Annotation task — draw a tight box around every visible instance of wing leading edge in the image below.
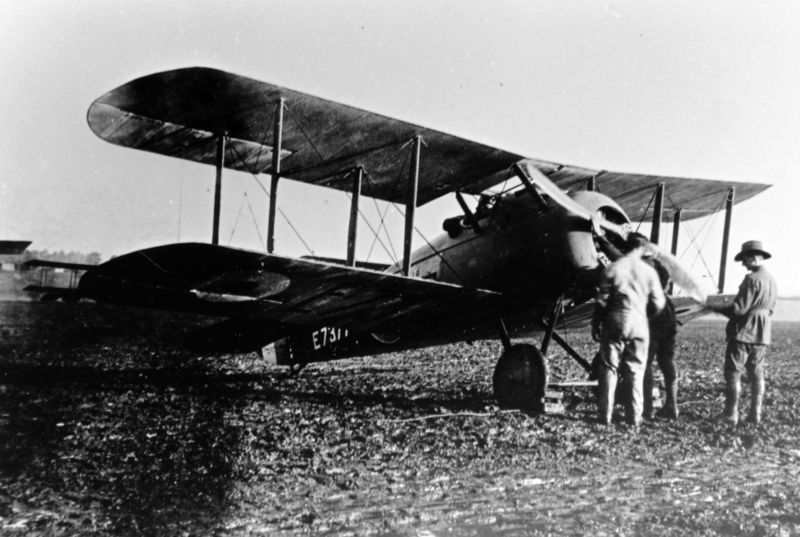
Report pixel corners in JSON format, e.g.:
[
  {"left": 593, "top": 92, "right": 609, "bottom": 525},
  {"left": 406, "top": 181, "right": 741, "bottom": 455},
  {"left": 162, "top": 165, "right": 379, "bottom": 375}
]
[{"left": 88, "top": 67, "right": 523, "bottom": 206}]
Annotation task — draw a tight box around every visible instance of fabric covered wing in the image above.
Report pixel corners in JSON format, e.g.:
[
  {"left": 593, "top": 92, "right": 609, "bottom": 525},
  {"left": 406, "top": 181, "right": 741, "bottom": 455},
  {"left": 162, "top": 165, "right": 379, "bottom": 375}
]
[
  {"left": 88, "top": 67, "right": 769, "bottom": 217},
  {"left": 465, "top": 158, "right": 770, "bottom": 223},
  {"left": 88, "top": 67, "right": 524, "bottom": 206},
  {"left": 77, "top": 242, "right": 502, "bottom": 337}
]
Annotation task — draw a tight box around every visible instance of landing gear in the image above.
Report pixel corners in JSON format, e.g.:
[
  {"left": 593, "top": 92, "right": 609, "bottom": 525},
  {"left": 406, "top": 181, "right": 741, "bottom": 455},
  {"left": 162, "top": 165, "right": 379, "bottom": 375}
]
[
  {"left": 492, "top": 344, "right": 549, "bottom": 412},
  {"left": 491, "top": 300, "right": 588, "bottom": 413}
]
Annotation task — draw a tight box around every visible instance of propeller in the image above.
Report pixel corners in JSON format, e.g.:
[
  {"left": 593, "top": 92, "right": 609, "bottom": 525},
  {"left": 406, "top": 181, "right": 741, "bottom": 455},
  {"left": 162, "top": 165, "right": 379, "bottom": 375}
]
[
  {"left": 516, "top": 160, "right": 630, "bottom": 238},
  {"left": 515, "top": 160, "right": 709, "bottom": 303}
]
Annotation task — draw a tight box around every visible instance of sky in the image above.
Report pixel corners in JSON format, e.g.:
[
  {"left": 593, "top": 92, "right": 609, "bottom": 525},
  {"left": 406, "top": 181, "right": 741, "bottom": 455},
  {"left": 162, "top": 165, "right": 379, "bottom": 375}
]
[{"left": 2, "top": 0, "right": 799, "bottom": 294}]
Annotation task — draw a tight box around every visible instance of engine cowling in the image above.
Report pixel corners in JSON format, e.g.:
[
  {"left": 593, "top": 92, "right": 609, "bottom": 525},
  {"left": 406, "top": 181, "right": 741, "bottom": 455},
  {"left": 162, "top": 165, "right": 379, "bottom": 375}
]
[
  {"left": 552, "top": 190, "right": 629, "bottom": 272},
  {"left": 389, "top": 188, "right": 631, "bottom": 302}
]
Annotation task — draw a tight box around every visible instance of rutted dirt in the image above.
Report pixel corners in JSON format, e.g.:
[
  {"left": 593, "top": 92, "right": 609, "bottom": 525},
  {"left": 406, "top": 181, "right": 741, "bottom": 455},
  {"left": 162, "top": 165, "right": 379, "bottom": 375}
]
[{"left": 1, "top": 301, "right": 799, "bottom": 536}]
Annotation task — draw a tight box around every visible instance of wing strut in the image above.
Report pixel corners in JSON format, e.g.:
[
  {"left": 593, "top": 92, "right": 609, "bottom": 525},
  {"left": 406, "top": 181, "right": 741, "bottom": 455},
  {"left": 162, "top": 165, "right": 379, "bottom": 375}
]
[
  {"left": 267, "top": 98, "right": 285, "bottom": 253},
  {"left": 212, "top": 134, "right": 226, "bottom": 245},
  {"left": 671, "top": 209, "right": 681, "bottom": 256},
  {"left": 347, "top": 167, "right": 363, "bottom": 267},
  {"left": 402, "top": 136, "right": 422, "bottom": 276},
  {"left": 650, "top": 182, "right": 665, "bottom": 245},
  {"left": 668, "top": 208, "right": 682, "bottom": 294},
  {"left": 718, "top": 187, "right": 735, "bottom": 293}
]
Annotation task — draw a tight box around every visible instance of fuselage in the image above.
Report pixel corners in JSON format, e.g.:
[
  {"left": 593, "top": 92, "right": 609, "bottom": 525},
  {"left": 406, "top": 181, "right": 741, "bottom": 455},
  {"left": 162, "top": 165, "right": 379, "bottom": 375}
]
[
  {"left": 389, "top": 188, "right": 630, "bottom": 307},
  {"left": 272, "top": 187, "right": 632, "bottom": 364}
]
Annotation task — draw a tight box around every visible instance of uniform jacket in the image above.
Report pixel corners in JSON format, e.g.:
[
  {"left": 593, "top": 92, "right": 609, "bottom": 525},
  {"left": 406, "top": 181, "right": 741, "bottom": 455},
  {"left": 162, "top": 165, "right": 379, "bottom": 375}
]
[
  {"left": 723, "top": 266, "right": 777, "bottom": 344},
  {"left": 595, "top": 252, "right": 667, "bottom": 339}
]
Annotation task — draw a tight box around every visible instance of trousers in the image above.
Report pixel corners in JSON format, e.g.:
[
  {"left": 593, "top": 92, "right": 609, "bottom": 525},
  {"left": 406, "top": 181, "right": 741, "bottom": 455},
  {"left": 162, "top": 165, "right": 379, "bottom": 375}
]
[{"left": 598, "top": 329, "right": 649, "bottom": 424}]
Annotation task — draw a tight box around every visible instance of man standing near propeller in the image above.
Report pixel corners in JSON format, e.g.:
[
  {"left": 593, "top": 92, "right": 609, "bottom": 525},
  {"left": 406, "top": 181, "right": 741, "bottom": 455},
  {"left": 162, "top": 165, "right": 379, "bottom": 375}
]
[
  {"left": 591, "top": 218, "right": 680, "bottom": 422},
  {"left": 592, "top": 231, "right": 666, "bottom": 428},
  {"left": 707, "top": 241, "right": 777, "bottom": 425},
  {"left": 526, "top": 162, "right": 707, "bottom": 426}
]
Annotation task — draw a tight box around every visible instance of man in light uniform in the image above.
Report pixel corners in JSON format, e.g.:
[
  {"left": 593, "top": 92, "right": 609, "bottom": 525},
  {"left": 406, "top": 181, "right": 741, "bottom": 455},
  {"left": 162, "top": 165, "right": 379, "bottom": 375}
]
[
  {"left": 708, "top": 240, "right": 777, "bottom": 425},
  {"left": 592, "top": 232, "right": 666, "bottom": 427}
]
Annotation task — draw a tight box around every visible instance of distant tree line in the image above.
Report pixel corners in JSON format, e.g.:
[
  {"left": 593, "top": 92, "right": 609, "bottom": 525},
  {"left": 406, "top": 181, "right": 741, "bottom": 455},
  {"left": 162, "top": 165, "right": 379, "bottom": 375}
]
[{"left": 22, "top": 249, "right": 103, "bottom": 266}]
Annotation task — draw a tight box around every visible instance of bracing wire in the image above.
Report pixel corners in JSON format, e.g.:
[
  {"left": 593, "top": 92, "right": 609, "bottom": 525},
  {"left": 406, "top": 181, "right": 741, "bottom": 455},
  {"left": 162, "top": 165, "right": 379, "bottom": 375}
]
[
  {"left": 279, "top": 208, "right": 316, "bottom": 255},
  {"left": 227, "top": 174, "right": 265, "bottom": 247},
  {"left": 283, "top": 104, "right": 407, "bottom": 263},
  {"left": 336, "top": 168, "right": 398, "bottom": 264},
  {"left": 634, "top": 187, "right": 658, "bottom": 234},
  {"left": 363, "top": 155, "right": 410, "bottom": 263},
  {"left": 635, "top": 188, "right": 724, "bottom": 293},
  {"left": 386, "top": 200, "right": 473, "bottom": 288},
  {"left": 227, "top": 144, "right": 315, "bottom": 255},
  {"left": 680, "top": 197, "right": 725, "bottom": 280},
  {"left": 363, "top": 143, "right": 415, "bottom": 263},
  {"left": 686, "top": 212, "right": 721, "bottom": 285},
  {"left": 244, "top": 191, "right": 265, "bottom": 248},
  {"left": 652, "top": 189, "right": 725, "bottom": 292},
  {"left": 679, "top": 199, "right": 724, "bottom": 260},
  {"left": 283, "top": 103, "right": 328, "bottom": 169},
  {"left": 227, "top": 196, "right": 247, "bottom": 245},
  {"left": 364, "top": 198, "right": 397, "bottom": 263}
]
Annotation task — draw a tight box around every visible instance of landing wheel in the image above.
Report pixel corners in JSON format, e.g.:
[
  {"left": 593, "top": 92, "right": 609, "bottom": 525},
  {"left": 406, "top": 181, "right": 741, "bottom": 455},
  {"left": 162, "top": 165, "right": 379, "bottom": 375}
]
[{"left": 492, "top": 343, "right": 549, "bottom": 412}]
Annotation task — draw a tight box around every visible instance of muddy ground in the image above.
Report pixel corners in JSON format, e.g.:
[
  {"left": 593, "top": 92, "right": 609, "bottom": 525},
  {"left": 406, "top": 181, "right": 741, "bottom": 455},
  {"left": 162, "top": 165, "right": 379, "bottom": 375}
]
[{"left": 1, "top": 301, "right": 799, "bottom": 536}]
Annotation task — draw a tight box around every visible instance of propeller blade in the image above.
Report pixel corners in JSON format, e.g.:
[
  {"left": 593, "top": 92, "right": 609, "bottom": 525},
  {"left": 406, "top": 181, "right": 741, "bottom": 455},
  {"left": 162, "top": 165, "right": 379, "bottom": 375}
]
[
  {"left": 517, "top": 160, "right": 630, "bottom": 238},
  {"left": 515, "top": 160, "right": 629, "bottom": 239},
  {"left": 653, "top": 250, "right": 709, "bottom": 303},
  {"left": 516, "top": 160, "right": 709, "bottom": 303}
]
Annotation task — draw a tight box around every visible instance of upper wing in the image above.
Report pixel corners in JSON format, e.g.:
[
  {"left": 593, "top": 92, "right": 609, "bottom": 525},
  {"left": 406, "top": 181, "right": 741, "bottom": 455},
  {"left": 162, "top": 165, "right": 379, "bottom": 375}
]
[
  {"left": 88, "top": 67, "right": 524, "bottom": 206},
  {"left": 78, "top": 242, "right": 502, "bottom": 336},
  {"left": 88, "top": 67, "right": 770, "bottom": 215},
  {"left": 467, "top": 158, "right": 770, "bottom": 223}
]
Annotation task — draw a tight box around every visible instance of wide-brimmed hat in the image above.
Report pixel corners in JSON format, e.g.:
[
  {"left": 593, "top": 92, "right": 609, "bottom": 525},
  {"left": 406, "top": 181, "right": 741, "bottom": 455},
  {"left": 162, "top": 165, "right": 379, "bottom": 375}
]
[{"left": 734, "top": 240, "right": 771, "bottom": 261}]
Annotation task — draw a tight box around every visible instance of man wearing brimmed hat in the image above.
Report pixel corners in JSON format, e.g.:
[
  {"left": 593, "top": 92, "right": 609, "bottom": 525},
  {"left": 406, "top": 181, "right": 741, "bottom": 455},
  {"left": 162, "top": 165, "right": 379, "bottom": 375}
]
[{"left": 708, "top": 240, "right": 777, "bottom": 425}]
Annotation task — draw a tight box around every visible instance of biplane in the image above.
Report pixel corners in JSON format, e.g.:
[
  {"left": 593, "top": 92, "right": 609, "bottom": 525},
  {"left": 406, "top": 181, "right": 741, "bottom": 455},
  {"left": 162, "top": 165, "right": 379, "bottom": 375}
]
[
  {"left": 51, "top": 67, "right": 771, "bottom": 409},
  {"left": 24, "top": 259, "right": 93, "bottom": 302}
]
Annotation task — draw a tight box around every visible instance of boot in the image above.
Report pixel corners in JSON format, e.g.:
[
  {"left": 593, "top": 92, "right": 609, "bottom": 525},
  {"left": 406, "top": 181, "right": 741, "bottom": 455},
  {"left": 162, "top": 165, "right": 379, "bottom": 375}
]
[
  {"left": 625, "top": 366, "right": 645, "bottom": 428},
  {"left": 657, "top": 380, "right": 679, "bottom": 419},
  {"left": 748, "top": 375, "right": 764, "bottom": 424},
  {"left": 643, "top": 367, "right": 654, "bottom": 420},
  {"left": 719, "top": 378, "right": 740, "bottom": 425},
  {"left": 597, "top": 368, "right": 617, "bottom": 425}
]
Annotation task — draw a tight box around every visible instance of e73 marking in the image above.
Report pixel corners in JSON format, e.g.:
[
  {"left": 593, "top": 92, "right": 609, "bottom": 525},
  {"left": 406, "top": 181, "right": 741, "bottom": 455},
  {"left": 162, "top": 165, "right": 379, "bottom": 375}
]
[{"left": 311, "top": 326, "right": 349, "bottom": 350}]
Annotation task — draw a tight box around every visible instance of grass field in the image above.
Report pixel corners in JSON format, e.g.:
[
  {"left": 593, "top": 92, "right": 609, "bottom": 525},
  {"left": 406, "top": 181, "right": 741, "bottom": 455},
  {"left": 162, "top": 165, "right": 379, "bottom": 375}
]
[{"left": 1, "top": 301, "right": 799, "bottom": 536}]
